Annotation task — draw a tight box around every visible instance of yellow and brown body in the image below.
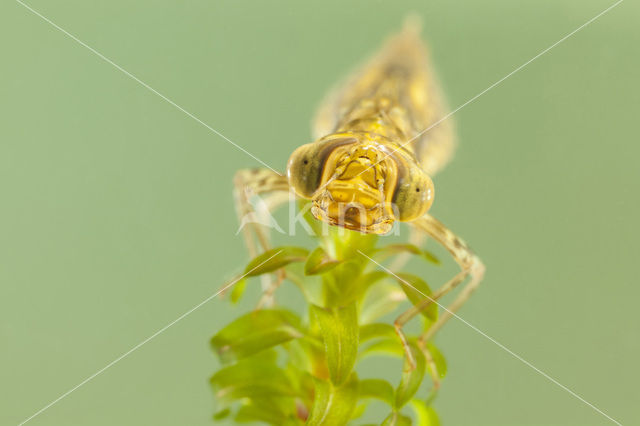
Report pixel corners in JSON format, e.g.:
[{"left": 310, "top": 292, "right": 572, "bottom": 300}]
[
  {"left": 287, "top": 21, "right": 455, "bottom": 234},
  {"left": 235, "top": 20, "right": 484, "bottom": 368}
]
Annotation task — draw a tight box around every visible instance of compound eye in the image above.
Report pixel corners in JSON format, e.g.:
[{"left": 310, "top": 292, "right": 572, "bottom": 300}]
[
  {"left": 287, "top": 144, "right": 325, "bottom": 198},
  {"left": 392, "top": 173, "right": 434, "bottom": 222},
  {"left": 287, "top": 138, "right": 358, "bottom": 199}
]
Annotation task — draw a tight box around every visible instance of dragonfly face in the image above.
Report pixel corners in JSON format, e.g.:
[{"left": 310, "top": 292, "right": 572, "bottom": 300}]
[{"left": 287, "top": 133, "right": 434, "bottom": 234}]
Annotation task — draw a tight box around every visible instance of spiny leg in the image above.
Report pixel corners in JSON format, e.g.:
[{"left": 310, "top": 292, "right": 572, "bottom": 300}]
[
  {"left": 412, "top": 214, "right": 485, "bottom": 343},
  {"left": 234, "top": 169, "right": 289, "bottom": 254},
  {"left": 233, "top": 168, "right": 290, "bottom": 305},
  {"left": 393, "top": 318, "right": 443, "bottom": 392},
  {"left": 393, "top": 214, "right": 484, "bottom": 372},
  {"left": 254, "top": 192, "right": 293, "bottom": 307},
  {"left": 394, "top": 290, "right": 458, "bottom": 391},
  {"left": 422, "top": 344, "right": 441, "bottom": 393},
  {"left": 393, "top": 269, "right": 467, "bottom": 370}
]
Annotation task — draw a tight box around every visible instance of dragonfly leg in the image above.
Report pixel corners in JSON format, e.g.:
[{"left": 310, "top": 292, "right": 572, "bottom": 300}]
[
  {"left": 234, "top": 168, "right": 289, "bottom": 255},
  {"left": 421, "top": 343, "right": 442, "bottom": 393},
  {"left": 410, "top": 214, "right": 485, "bottom": 345},
  {"left": 391, "top": 214, "right": 483, "bottom": 374},
  {"left": 233, "top": 168, "right": 290, "bottom": 305},
  {"left": 393, "top": 311, "right": 441, "bottom": 392},
  {"left": 393, "top": 268, "right": 468, "bottom": 370}
]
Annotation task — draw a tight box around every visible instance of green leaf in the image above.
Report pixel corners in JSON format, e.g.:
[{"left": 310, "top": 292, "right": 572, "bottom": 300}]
[
  {"left": 213, "top": 408, "right": 231, "bottom": 420},
  {"left": 234, "top": 397, "right": 299, "bottom": 425},
  {"left": 359, "top": 323, "right": 397, "bottom": 343},
  {"left": 306, "top": 375, "right": 358, "bottom": 426},
  {"left": 311, "top": 303, "right": 359, "bottom": 385},
  {"left": 229, "top": 277, "right": 247, "bottom": 304},
  {"left": 360, "top": 338, "right": 403, "bottom": 359},
  {"left": 304, "top": 247, "right": 343, "bottom": 275},
  {"left": 350, "top": 403, "right": 367, "bottom": 421},
  {"left": 394, "top": 273, "right": 438, "bottom": 322},
  {"left": 282, "top": 264, "right": 324, "bottom": 306},
  {"left": 329, "top": 227, "right": 378, "bottom": 260},
  {"left": 360, "top": 281, "right": 406, "bottom": 324},
  {"left": 421, "top": 250, "right": 440, "bottom": 265},
  {"left": 211, "top": 309, "right": 304, "bottom": 363},
  {"left": 284, "top": 338, "right": 312, "bottom": 372},
  {"left": 425, "top": 342, "right": 447, "bottom": 379},
  {"left": 244, "top": 247, "right": 309, "bottom": 276},
  {"left": 358, "top": 379, "right": 395, "bottom": 406},
  {"left": 395, "top": 342, "right": 426, "bottom": 408},
  {"left": 375, "top": 243, "right": 440, "bottom": 265},
  {"left": 322, "top": 260, "right": 364, "bottom": 305},
  {"left": 342, "top": 270, "right": 388, "bottom": 303},
  {"left": 382, "top": 411, "right": 412, "bottom": 426},
  {"left": 234, "top": 403, "right": 284, "bottom": 425},
  {"left": 411, "top": 400, "right": 441, "bottom": 426},
  {"left": 210, "top": 358, "right": 298, "bottom": 403}
]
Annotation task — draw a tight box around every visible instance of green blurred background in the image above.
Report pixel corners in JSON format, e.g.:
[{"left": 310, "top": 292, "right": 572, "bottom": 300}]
[{"left": 1, "top": 0, "right": 638, "bottom": 425}]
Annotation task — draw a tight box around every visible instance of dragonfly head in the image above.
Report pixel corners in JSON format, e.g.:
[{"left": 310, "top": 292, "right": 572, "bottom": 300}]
[{"left": 287, "top": 134, "right": 434, "bottom": 234}]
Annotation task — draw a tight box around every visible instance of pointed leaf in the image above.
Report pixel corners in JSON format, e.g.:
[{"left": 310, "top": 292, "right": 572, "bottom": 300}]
[
  {"left": 411, "top": 400, "right": 441, "bottom": 426},
  {"left": 360, "top": 323, "right": 396, "bottom": 343},
  {"left": 329, "top": 226, "right": 378, "bottom": 259},
  {"left": 213, "top": 408, "right": 231, "bottom": 420},
  {"left": 235, "top": 397, "right": 299, "bottom": 425},
  {"left": 322, "top": 261, "right": 363, "bottom": 306},
  {"left": 359, "top": 338, "right": 403, "bottom": 360},
  {"left": 394, "top": 273, "right": 438, "bottom": 322},
  {"left": 350, "top": 403, "right": 367, "bottom": 421},
  {"left": 304, "top": 247, "right": 343, "bottom": 275},
  {"left": 360, "top": 282, "right": 406, "bottom": 324},
  {"left": 382, "top": 411, "right": 412, "bottom": 426},
  {"left": 342, "top": 270, "right": 389, "bottom": 303},
  {"left": 375, "top": 243, "right": 440, "bottom": 265},
  {"left": 311, "top": 303, "right": 358, "bottom": 385},
  {"left": 235, "top": 404, "right": 286, "bottom": 425},
  {"left": 211, "top": 309, "right": 304, "bottom": 363},
  {"left": 426, "top": 342, "right": 447, "bottom": 379},
  {"left": 229, "top": 277, "right": 247, "bottom": 304},
  {"left": 306, "top": 375, "right": 358, "bottom": 426},
  {"left": 245, "top": 247, "right": 309, "bottom": 276},
  {"left": 358, "top": 379, "right": 395, "bottom": 406},
  {"left": 210, "top": 358, "right": 298, "bottom": 403},
  {"left": 395, "top": 342, "right": 426, "bottom": 408},
  {"left": 421, "top": 250, "right": 440, "bottom": 265}
]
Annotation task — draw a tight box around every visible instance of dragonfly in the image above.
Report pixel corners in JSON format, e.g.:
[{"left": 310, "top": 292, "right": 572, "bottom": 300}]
[{"left": 234, "top": 20, "right": 484, "bottom": 378}]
